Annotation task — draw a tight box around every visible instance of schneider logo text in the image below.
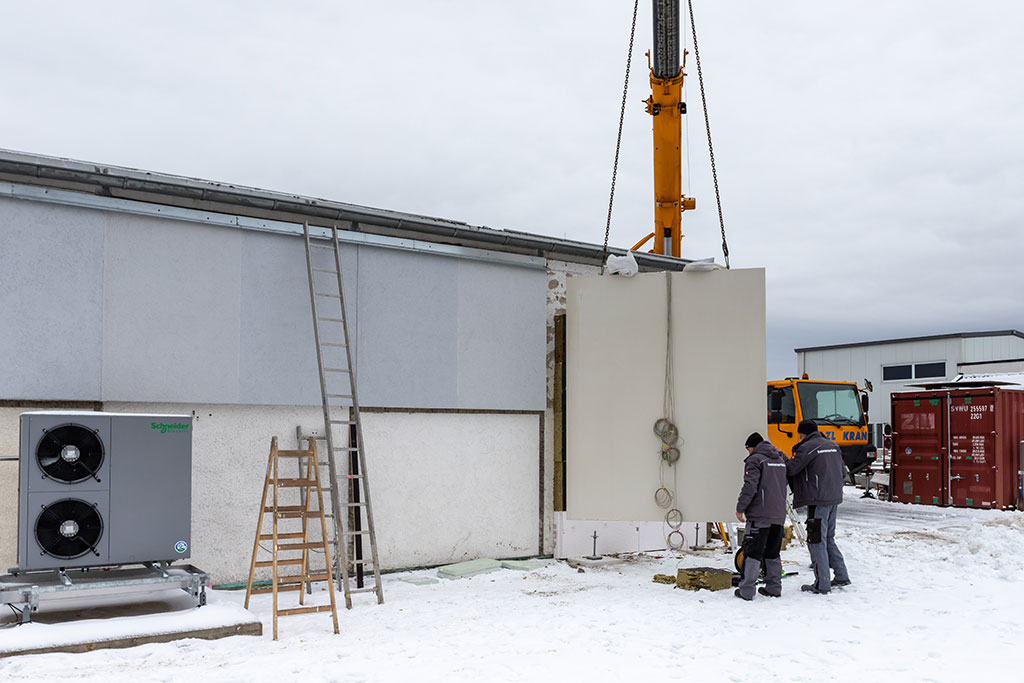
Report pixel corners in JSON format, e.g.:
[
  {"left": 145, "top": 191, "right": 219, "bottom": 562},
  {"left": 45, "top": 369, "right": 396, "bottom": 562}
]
[{"left": 152, "top": 422, "right": 189, "bottom": 434}]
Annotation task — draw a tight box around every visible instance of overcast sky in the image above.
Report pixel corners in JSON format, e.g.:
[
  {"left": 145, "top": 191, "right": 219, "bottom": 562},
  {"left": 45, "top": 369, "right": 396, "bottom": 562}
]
[{"left": 2, "top": 1, "right": 1021, "bottom": 378}]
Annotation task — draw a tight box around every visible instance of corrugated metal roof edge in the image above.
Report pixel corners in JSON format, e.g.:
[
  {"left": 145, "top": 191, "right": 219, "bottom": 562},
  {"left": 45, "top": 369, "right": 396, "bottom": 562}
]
[
  {"left": 795, "top": 330, "right": 1024, "bottom": 354},
  {"left": 0, "top": 148, "right": 694, "bottom": 272}
]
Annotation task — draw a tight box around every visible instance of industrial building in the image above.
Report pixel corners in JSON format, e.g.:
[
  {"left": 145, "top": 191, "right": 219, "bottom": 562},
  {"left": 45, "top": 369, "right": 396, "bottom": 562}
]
[
  {"left": 0, "top": 148, "right": 693, "bottom": 583},
  {"left": 796, "top": 330, "right": 1024, "bottom": 439}
]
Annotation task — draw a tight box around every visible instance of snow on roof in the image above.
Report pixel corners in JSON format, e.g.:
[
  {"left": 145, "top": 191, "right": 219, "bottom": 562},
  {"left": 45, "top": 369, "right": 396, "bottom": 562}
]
[{"left": 906, "top": 372, "right": 1024, "bottom": 389}]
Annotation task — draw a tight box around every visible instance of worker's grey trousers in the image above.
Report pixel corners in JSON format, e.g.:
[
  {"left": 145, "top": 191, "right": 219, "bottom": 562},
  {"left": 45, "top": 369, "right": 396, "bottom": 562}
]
[
  {"left": 737, "top": 520, "right": 782, "bottom": 600},
  {"left": 807, "top": 504, "right": 849, "bottom": 592}
]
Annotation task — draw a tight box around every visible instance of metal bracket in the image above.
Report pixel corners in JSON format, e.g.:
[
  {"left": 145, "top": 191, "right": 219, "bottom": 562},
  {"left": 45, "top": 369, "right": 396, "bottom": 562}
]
[
  {"left": 145, "top": 562, "right": 170, "bottom": 578},
  {"left": 18, "top": 587, "right": 39, "bottom": 623}
]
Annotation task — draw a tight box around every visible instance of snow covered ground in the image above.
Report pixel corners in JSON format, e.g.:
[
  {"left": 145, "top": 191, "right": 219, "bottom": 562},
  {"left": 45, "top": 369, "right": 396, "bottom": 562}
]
[{"left": 3, "top": 488, "right": 1024, "bottom": 682}]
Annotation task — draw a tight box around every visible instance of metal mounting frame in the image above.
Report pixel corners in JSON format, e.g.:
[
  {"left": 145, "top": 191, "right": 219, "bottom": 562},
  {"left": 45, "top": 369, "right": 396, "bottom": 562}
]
[{"left": 0, "top": 564, "right": 210, "bottom": 625}]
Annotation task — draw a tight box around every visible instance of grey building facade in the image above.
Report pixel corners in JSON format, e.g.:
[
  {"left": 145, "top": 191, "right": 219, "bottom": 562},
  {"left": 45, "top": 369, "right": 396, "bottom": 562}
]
[{"left": 0, "top": 149, "right": 690, "bottom": 581}]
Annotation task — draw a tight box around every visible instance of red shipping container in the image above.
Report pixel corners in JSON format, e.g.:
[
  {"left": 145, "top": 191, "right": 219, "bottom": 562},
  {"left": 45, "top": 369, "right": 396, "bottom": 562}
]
[
  {"left": 890, "top": 387, "right": 1024, "bottom": 509},
  {"left": 890, "top": 394, "right": 945, "bottom": 506}
]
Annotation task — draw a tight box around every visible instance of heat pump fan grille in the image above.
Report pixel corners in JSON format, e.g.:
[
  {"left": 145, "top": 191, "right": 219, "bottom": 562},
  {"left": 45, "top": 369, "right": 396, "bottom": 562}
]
[
  {"left": 35, "top": 498, "right": 104, "bottom": 560},
  {"left": 36, "top": 424, "right": 104, "bottom": 483}
]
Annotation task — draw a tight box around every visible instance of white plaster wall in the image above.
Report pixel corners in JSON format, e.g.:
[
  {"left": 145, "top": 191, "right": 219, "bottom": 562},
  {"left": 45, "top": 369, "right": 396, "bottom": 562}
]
[
  {"left": 1, "top": 403, "right": 542, "bottom": 583},
  {"left": 360, "top": 411, "right": 540, "bottom": 568},
  {"left": 0, "top": 408, "right": 23, "bottom": 572}
]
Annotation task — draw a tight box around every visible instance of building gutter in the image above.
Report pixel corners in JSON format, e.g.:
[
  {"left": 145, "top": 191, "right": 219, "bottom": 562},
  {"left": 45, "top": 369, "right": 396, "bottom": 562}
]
[{"left": 0, "top": 148, "right": 694, "bottom": 272}]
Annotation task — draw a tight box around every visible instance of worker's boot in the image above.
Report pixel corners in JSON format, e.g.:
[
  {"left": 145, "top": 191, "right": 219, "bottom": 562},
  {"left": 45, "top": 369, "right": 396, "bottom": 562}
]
[{"left": 736, "top": 557, "right": 761, "bottom": 601}]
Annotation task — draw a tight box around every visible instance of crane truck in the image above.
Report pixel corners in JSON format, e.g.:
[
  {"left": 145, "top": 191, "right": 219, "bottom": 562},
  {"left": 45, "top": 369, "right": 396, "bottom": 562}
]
[{"left": 767, "top": 377, "right": 876, "bottom": 480}]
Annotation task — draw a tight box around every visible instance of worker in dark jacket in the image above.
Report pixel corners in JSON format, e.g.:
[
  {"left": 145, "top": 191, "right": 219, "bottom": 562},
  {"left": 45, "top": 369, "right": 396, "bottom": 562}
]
[
  {"left": 787, "top": 420, "right": 851, "bottom": 594},
  {"left": 734, "top": 432, "right": 788, "bottom": 600}
]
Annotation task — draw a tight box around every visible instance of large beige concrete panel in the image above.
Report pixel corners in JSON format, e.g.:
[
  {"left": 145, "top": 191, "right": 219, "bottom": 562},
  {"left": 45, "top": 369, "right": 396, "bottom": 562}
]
[{"left": 566, "top": 268, "right": 766, "bottom": 522}]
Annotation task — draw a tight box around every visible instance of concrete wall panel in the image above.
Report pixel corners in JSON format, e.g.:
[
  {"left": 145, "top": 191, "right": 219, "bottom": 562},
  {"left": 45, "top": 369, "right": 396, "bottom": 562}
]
[
  {"left": 456, "top": 260, "right": 546, "bottom": 409},
  {"left": 356, "top": 247, "right": 459, "bottom": 408},
  {"left": 236, "top": 231, "right": 358, "bottom": 406},
  {"left": 101, "top": 213, "right": 242, "bottom": 403},
  {"left": 0, "top": 198, "right": 104, "bottom": 399},
  {"left": 566, "top": 269, "right": 766, "bottom": 522}
]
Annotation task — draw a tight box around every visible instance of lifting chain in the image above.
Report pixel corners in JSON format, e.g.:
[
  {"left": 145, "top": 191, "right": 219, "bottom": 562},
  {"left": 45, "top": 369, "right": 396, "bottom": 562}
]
[
  {"left": 687, "top": 0, "right": 731, "bottom": 269},
  {"left": 601, "top": 0, "right": 640, "bottom": 273}
]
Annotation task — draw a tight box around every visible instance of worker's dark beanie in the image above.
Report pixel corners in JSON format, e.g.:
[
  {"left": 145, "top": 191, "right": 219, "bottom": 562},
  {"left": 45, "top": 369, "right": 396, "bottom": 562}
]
[
  {"left": 798, "top": 420, "right": 818, "bottom": 436},
  {"left": 744, "top": 432, "right": 764, "bottom": 449}
]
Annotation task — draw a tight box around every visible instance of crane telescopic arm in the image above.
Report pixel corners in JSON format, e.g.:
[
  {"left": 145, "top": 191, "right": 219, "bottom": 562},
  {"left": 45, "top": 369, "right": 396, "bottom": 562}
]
[{"left": 641, "top": 0, "right": 694, "bottom": 258}]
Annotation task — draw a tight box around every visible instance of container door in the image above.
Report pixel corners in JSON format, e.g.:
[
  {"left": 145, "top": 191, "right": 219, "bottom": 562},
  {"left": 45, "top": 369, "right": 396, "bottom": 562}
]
[
  {"left": 947, "top": 394, "right": 997, "bottom": 507},
  {"left": 891, "top": 397, "right": 945, "bottom": 505}
]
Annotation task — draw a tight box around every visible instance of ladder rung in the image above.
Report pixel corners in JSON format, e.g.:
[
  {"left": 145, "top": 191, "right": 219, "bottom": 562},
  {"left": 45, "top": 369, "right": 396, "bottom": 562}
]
[
  {"left": 344, "top": 530, "right": 371, "bottom": 536},
  {"left": 347, "top": 587, "right": 380, "bottom": 595},
  {"left": 277, "top": 542, "right": 326, "bottom": 551},
  {"left": 326, "top": 393, "right": 352, "bottom": 399},
  {"left": 277, "top": 605, "right": 337, "bottom": 616},
  {"left": 312, "top": 268, "right": 337, "bottom": 274},
  {"left": 348, "top": 558, "right": 374, "bottom": 565},
  {"left": 334, "top": 447, "right": 359, "bottom": 452},
  {"left": 276, "top": 573, "right": 333, "bottom": 584},
  {"left": 311, "top": 244, "right": 336, "bottom": 250},
  {"left": 318, "top": 317, "right": 344, "bottom": 323},
  {"left": 255, "top": 559, "right": 304, "bottom": 567},
  {"left": 249, "top": 584, "right": 303, "bottom": 595},
  {"left": 259, "top": 532, "right": 305, "bottom": 540},
  {"left": 275, "top": 450, "right": 313, "bottom": 458},
  {"left": 345, "top": 474, "right": 364, "bottom": 479},
  {"left": 274, "top": 510, "right": 322, "bottom": 519},
  {"left": 321, "top": 342, "right": 347, "bottom": 348},
  {"left": 325, "top": 368, "right": 351, "bottom": 373},
  {"left": 265, "top": 505, "right": 306, "bottom": 513},
  {"left": 330, "top": 420, "right": 355, "bottom": 425},
  {"left": 315, "top": 293, "right": 341, "bottom": 299},
  {"left": 345, "top": 502, "right": 367, "bottom": 507},
  {"left": 274, "top": 478, "right": 318, "bottom": 488}
]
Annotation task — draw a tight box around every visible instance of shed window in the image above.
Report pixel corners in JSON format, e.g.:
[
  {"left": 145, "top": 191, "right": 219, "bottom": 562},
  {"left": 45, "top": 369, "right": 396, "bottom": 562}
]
[
  {"left": 914, "top": 362, "right": 946, "bottom": 379},
  {"left": 882, "top": 361, "right": 946, "bottom": 381},
  {"left": 882, "top": 364, "right": 912, "bottom": 381}
]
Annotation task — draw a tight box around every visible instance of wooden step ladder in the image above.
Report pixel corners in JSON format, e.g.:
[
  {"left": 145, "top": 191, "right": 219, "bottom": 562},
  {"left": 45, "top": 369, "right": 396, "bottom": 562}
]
[
  {"left": 244, "top": 436, "right": 339, "bottom": 640},
  {"left": 302, "top": 222, "right": 385, "bottom": 609}
]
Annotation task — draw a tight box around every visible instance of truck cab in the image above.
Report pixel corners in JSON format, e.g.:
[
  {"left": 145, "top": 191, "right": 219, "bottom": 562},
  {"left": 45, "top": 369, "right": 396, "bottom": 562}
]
[{"left": 767, "top": 378, "right": 876, "bottom": 477}]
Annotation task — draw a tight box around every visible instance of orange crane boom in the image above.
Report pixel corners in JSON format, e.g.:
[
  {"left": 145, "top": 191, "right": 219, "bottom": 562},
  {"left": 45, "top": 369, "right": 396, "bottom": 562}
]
[{"left": 636, "top": 0, "right": 695, "bottom": 258}]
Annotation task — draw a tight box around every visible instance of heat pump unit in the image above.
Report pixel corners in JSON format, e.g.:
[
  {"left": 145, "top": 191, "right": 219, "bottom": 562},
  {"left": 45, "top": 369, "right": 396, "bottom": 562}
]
[{"left": 17, "top": 412, "right": 193, "bottom": 572}]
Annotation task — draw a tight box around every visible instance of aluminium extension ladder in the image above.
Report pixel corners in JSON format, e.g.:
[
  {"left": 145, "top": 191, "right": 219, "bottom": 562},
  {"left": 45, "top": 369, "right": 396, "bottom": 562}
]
[
  {"left": 302, "top": 222, "right": 385, "bottom": 609},
  {"left": 244, "top": 436, "right": 339, "bottom": 640}
]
